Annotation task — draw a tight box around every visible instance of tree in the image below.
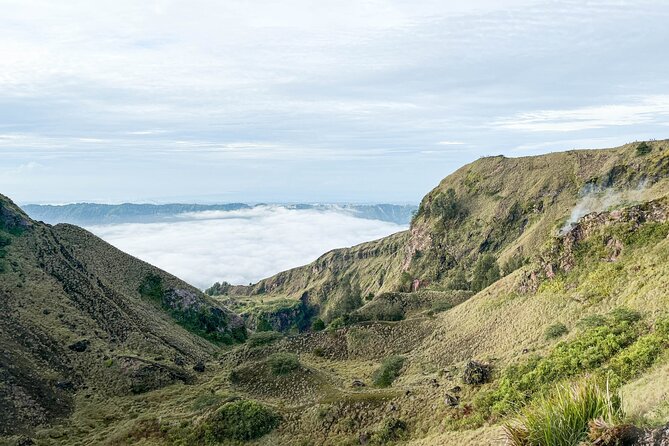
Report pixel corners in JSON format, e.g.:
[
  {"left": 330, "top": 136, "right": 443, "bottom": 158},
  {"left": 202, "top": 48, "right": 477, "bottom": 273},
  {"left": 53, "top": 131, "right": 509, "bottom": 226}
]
[{"left": 471, "top": 255, "right": 500, "bottom": 292}]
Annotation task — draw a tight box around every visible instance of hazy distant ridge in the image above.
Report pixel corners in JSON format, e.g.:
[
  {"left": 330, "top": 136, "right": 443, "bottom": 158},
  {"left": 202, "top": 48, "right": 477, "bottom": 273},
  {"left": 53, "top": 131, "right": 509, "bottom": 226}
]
[{"left": 23, "top": 202, "right": 417, "bottom": 225}]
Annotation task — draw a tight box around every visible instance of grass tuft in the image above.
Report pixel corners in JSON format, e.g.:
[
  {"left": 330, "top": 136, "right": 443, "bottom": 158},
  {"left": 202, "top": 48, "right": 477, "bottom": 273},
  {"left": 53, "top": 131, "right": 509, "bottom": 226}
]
[{"left": 503, "top": 379, "right": 623, "bottom": 446}]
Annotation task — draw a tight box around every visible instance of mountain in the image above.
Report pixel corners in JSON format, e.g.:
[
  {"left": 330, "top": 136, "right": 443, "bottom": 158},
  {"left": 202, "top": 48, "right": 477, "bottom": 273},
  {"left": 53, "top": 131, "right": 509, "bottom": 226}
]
[
  {"left": 220, "top": 140, "right": 669, "bottom": 328},
  {"left": 23, "top": 202, "right": 417, "bottom": 226},
  {"left": 0, "top": 194, "right": 246, "bottom": 438},
  {"left": 5, "top": 139, "right": 669, "bottom": 446}
]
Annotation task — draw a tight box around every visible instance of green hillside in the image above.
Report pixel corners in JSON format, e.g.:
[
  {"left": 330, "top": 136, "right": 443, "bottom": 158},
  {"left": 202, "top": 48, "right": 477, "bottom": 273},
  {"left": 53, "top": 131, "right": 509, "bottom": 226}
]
[
  {"left": 5, "top": 140, "right": 669, "bottom": 445},
  {"left": 0, "top": 194, "right": 246, "bottom": 439}
]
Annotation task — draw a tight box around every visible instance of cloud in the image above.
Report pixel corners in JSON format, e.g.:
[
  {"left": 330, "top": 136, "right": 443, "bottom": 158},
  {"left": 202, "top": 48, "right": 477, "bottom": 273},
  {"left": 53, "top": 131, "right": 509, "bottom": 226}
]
[
  {"left": 494, "top": 95, "right": 669, "bottom": 133},
  {"left": 86, "top": 206, "right": 406, "bottom": 289}
]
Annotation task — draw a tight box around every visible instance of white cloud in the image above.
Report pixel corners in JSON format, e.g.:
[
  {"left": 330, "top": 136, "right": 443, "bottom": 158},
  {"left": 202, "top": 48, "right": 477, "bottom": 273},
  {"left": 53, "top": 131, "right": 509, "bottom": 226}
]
[
  {"left": 494, "top": 95, "right": 669, "bottom": 132},
  {"left": 86, "top": 206, "right": 406, "bottom": 288}
]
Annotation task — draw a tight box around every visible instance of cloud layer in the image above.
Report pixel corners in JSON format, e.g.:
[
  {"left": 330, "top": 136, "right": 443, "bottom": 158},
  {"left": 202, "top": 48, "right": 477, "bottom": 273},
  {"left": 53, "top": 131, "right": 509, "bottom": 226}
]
[
  {"left": 1, "top": 1, "right": 669, "bottom": 204},
  {"left": 87, "top": 206, "right": 405, "bottom": 289}
]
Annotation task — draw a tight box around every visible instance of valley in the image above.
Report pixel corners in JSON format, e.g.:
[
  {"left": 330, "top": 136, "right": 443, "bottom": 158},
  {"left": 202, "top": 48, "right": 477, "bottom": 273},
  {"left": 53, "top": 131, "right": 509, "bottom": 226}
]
[{"left": 3, "top": 140, "right": 669, "bottom": 445}]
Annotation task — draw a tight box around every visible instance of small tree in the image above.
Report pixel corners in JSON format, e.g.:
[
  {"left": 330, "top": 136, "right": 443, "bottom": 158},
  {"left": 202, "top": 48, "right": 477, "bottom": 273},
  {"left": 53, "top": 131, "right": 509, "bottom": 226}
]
[
  {"left": 311, "top": 318, "right": 325, "bottom": 331},
  {"left": 471, "top": 255, "right": 501, "bottom": 292}
]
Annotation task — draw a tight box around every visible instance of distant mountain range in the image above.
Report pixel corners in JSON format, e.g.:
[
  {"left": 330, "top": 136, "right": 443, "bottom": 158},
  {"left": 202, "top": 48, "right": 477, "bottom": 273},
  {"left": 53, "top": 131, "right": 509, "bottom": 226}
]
[{"left": 23, "top": 202, "right": 417, "bottom": 226}]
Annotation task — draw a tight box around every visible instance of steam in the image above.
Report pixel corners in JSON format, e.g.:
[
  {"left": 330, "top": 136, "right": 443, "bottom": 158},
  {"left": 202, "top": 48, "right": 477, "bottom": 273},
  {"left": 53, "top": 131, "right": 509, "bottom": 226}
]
[{"left": 560, "top": 182, "right": 647, "bottom": 235}]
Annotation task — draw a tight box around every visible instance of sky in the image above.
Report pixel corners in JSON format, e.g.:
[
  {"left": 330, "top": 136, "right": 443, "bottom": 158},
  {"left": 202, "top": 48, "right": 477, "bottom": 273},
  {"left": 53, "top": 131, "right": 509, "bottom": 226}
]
[
  {"left": 88, "top": 206, "right": 405, "bottom": 288},
  {"left": 1, "top": 0, "right": 669, "bottom": 204}
]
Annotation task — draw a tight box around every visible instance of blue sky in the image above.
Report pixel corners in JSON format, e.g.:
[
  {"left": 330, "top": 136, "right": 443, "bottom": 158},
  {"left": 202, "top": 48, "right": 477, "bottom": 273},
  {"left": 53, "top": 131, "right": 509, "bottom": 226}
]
[{"left": 1, "top": 0, "right": 669, "bottom": 204}]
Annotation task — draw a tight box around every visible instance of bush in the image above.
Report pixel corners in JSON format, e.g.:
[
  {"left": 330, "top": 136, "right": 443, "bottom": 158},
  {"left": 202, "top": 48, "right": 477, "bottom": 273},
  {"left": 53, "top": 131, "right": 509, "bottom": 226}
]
[
  {"left": 327, "top": 316, "right": 348, "bottom": 330},
  {"left": 477, "top": 311, "right": 642, "bottom": 417},
  {"left": 636, "top": 141, "right": 652, "bottom": 156},
  {"left": 248, "top": 331, "right": 282, "bottom": 347},
  {"left": 372, "top": 356, "right": 405, "bottom": 388},
  {"left": 268, "top": 353, "right": 300, "bottom": 375},
  {"left": 204, "top": 400, "right": 280, "bottom": 441},
  {"left": 471, "top": 255, "right": 501, "bottom": 292},
  {"left": 311, "top": 318, "right": 326, "bottom": 331},
  {"left": 371, "top": 418, "right": 407, "bottom": 444},
  {"left": 503, "top": 379, "right": 622, "bottom": 446},
  {"left": 256, "top": 318, "right": 273, "bottom": 332},
  {"left": 432, "top": 188, "right": 464, "bottom": 221},
  {"left": 545, "top": 323, "right": 569, "bottom": 340}
]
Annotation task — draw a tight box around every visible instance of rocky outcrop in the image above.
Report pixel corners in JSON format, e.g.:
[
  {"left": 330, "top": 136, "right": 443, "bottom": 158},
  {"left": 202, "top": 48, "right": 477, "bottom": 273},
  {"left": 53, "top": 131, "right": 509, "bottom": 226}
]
[{"left": 520, "top": 197, "right": 669, "bottom": 293}]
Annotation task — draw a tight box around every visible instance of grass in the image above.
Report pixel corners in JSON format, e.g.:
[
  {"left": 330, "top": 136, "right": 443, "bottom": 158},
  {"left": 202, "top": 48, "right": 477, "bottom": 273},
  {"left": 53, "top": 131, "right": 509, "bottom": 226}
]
[
  {"left": 372, "top": 356, "right": 405, "bottom": 388},
  {"left": 201, "top": 399, "right": 280, "bottom": 442},
  {"left": 545, "top": 323, "right": 569, "bottom": 340},
  {"left": 268, "top": 352, "right": 300, "bottom": 375},
  {"left": 248, "top": 330, "right": 283, "bottom": 347},
  {"left": 504, "top": 379, "right": 623, "bottom": 446}
]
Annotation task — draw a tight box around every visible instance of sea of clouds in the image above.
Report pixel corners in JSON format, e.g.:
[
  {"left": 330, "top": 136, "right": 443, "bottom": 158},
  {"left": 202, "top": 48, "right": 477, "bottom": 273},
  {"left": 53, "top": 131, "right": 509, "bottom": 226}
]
[{"left": 87, "top": 206, "right": 406, "bottom": 289}]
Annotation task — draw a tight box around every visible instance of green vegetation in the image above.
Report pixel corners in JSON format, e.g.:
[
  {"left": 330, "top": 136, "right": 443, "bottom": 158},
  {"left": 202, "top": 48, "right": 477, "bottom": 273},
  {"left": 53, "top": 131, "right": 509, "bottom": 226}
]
[
  {"left": 503, "top": 379, "right": 623, "bottom": 446},
  {"left": 138, "top": 274, "right": 246, "bottom": 345},
  {"left": 202, "top": 400, "right": 280, "bottom": 442},
  {"left": 312, "top": 318, "right": 326, "bottom": 331},
  {"left": 545, "top": 323, "right": 569, "bottom": 340},
  {"left": 204, "top": 281, "right": 231, "bottom": 296},
  {"left": 371, "top": 418, "right": 408, "bottom": 444},
  {"left": 475, "top": 309, "right": 652, "bottom": 418},
  {"left": 636, "top": 141, "right": 652, "bottom": 156},
  {"left": 431, "top": 188, "right": 466, "bottom": 221},
  {"left": 471, "top": 254, "right": 501, "bottom": 292},
  {"left": 268, "top": 353, "right": 300, "bottom": 375},
  {"left": 372, "top": 356, "right": 405, "bottom": 388},
  {"left": 248, "top": 331, "right": 283, "bottom": 347}
]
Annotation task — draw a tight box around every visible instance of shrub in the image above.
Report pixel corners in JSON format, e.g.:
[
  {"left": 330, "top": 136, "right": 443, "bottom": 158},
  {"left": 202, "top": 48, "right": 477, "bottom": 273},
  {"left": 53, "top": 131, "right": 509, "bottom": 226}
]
[
  {"left": 471, "top": 255, "right": 501, "bottom": 292},
  {"left": 327, "top": 316, "right": 348, "bottom": 330},
  {"left": 204, "top": 400, "right": 280, "bottom": 441},
  {"left": 545, "top": 323, "right": 569, "bottom": 340},
  {"left": 447, "top": 269, "right": 470, "bottom": 290},
  {"left": 478, "top": 313, "right": 641, "bottom": 417},
  {"left": 608, "top": 333, "right": 666, "bottom": 381},
  {"left": 256, "top": 318, "right": 273, "bottom": 332},
  {"left": 248, "top": 331, "right": 282, "bottom": 347},
  {"left": 311, "top": 318, "right": 326, "bottom": 331},
  {"left": 503, "top": 255, "right": 526, "bottom": 276},
  {"left": 372, "top": 356, "right": 405, "bottom": 387},
  {"left": 503, "top": 379, "right": 622, "bottom": 446},
  {"left": 371, "top": 418, "right": 407, "bottom": 444},
  {"left": 636, "top": 141, "right": 652, "bottom": 156},
  {"left": 609, "top": 307, "right": 642, "bottom": 324},
  {"left": 462, "top": 360, "right": 492, "bottom": 385},
  {"left": 268, "top": 353, "right": 300, "bottom": 375},
  {"left": 432, "top": 188, "right": 464, "bottom": 221}
]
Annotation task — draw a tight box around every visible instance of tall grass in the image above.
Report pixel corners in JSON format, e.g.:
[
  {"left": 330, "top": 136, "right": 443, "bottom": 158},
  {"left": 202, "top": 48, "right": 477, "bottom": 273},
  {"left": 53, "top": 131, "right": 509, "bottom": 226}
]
[{"left": 503, "top": 379, "right": 622, "bottom": 446}]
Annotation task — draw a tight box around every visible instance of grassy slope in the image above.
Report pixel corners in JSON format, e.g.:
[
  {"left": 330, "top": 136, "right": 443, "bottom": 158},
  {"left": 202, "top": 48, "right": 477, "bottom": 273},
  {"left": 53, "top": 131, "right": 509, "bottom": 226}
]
[
  {"left": 0, "top": 194, "right": 244, "bottom": 438},
  {"left": 223, "top": 140, "right": 669, "bottom": 326}
]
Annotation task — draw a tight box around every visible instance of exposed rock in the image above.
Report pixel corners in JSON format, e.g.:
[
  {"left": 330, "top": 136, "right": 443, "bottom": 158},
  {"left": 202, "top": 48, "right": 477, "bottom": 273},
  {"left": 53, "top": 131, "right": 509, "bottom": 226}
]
[
  {"left": 351, "top": 379, "right": 366, "bottom": 388},
  {"left": 462, "top": 360, "right": 491, "bottom": 385},
  {"left": 444, "top": 393, "right": 460, "bottom": 407},
  {"left": 449, "top": 385, "right": 461, "bottom": 393}
]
